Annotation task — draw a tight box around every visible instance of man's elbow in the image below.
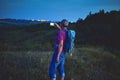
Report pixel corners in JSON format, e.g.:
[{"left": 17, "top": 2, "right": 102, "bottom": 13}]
[{"left": 59, "top": 40, "right": 64, "bottom": 48}]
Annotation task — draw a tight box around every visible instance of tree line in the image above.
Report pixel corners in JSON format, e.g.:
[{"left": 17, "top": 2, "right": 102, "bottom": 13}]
[{"left": 75, "top": 10, "right": 120, "bottom": 50}]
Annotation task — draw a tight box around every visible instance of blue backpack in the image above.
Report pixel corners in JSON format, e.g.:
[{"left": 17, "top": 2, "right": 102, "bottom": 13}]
[{"left": 64, "top": 30, "right": 76, "bottom": 56}]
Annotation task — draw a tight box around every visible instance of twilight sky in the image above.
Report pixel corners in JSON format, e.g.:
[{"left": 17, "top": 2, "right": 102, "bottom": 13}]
[{"left": 0, "top": 0, "right": 120, "bottom": 21}]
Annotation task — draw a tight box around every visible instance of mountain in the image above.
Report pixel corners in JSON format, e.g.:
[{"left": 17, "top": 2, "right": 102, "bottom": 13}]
[{"left": 0, "top": 18, "right": 48, "bottom": 27}]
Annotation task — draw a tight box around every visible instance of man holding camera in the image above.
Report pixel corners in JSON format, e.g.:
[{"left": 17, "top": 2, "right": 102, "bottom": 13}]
[{"left": 49, "top": 19, "right": 69, "bottom": 80}]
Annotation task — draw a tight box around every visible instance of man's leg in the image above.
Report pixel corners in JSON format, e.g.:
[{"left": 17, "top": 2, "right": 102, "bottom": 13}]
[
  {"left": 49, "top": 52, "right": 59, "bottom": 80},
  {"left": 49, "top": 61, "right": 57, "bottom": 80},
  {"left": 58, "top": 60, "right": 65, "bottom": 80},
  {"left": 49, "top": 59, "right": 61, "bottom": 80}
]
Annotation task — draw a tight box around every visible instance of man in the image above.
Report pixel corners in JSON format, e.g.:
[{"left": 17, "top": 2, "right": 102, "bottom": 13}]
[{"left": 49, "top": 19, "right": 69, "bottom": 80}]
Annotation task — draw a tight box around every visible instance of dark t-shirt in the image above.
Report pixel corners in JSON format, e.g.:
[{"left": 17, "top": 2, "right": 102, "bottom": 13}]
[{"left": 54, "top": 29, "right": 67, "bottom": 52}]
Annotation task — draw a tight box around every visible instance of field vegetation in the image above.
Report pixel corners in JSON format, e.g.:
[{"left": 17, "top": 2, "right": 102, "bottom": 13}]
[{"left": 0, "top": 47, "right": 120, "bottom": 80}]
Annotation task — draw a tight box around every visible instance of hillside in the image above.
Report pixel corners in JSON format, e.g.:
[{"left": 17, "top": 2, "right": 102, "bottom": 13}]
[
  {"left": 0, "top": 10, "right": 120, "bottom": 51},
  {"left": 0, "top": 23, "right": 57, "bottom": 51}
]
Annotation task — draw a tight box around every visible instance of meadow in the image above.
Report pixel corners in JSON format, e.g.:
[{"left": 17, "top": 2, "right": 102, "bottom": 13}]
[{"left": 0, "top": 46, "right": 120, "bottom": 80}]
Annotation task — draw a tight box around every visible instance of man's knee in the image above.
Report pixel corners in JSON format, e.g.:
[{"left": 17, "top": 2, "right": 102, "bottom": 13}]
[
  {"left": 49, "top": 67, "right": 56, "bottom": 78},
  {"left": 60, "top": 72, "right": 65, "bottom": 78},
  {"left": 49, "top": 72, "right": 56, "bottom": 79}
]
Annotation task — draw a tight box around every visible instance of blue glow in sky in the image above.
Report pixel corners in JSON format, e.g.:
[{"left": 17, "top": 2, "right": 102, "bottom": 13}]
[{"left": 0, "top": 0, "right": 120, "bottom": 21}]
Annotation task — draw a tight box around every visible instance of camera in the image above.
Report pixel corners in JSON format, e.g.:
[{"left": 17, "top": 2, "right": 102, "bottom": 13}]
[{"left": 50, "top": 23, "right": 54, "bottom": 26}]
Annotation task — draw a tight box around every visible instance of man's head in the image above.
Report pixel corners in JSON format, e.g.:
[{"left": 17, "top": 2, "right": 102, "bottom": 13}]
[{"left": 60, "top": 19, "right": 69, "bottom": 27}]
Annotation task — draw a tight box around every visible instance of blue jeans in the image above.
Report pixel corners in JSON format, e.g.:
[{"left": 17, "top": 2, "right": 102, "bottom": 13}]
[{"left": 49, "top": 51, "right": 66, "bottom": 78}]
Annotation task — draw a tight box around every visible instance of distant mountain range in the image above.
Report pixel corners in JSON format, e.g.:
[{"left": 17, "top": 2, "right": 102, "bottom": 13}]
[{"left": 0, "top": 19, "right": 51, "bottom": 27}]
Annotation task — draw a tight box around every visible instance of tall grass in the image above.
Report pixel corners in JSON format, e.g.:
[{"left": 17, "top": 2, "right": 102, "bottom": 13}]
[{"left": 0, "top": 47, "right": 120, "bottom": 80}]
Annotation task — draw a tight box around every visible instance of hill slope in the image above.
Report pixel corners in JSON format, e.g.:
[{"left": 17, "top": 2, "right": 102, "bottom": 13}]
[{"left": 0, "top": 23, "right": 57, "bottom": 51}]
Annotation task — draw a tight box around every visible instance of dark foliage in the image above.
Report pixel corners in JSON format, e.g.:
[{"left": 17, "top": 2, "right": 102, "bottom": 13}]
[{"left": 75, "top": 10, "right": 120, "bottom": 50}]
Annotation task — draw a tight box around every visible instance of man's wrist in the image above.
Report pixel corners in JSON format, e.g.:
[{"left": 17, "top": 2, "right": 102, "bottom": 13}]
[{"left": 57, "top": 54, "right": 60, "bottom": 58}]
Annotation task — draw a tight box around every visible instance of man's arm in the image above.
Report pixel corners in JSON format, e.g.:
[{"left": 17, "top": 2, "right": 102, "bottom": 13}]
[
  {"left": 54, "top": 23, "right": 61, "bottom": 30},
  {"left": 56, "top": 39, "right": 63, "bottom": 62}
]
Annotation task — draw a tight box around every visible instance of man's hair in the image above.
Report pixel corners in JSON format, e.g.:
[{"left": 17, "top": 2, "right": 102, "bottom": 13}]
[{"left": 61, "top": 19, "right": 69, "bottom": 27}]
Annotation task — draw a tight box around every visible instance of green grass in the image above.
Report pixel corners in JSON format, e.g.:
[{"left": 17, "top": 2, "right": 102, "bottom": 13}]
[{"left": 0, "top": 46, "right": 120, "bottom": 80}]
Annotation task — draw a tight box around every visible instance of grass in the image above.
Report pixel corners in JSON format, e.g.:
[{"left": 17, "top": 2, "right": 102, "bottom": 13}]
[{"left": 0, "top": 46, "right": 120, "bottom": 80}]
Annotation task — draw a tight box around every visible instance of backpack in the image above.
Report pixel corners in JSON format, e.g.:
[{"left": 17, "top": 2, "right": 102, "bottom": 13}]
[{"left": 64, "top": 30, "right": 76, "bottom": 56}]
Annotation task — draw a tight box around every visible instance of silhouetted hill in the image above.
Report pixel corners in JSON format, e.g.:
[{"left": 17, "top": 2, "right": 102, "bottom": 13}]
[{"left": 0, "top": 10, "right": 120, "bottom": 51}]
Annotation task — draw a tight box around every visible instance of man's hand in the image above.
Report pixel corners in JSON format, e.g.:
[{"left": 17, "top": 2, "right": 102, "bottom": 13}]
[{"left": 56, "top": 56, "right": 60, "bottom": 63}]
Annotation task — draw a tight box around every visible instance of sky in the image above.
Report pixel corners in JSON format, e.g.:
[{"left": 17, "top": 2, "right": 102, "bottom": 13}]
[{"left": 0, "top": 0, "right": 120, "bottom": 22}]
